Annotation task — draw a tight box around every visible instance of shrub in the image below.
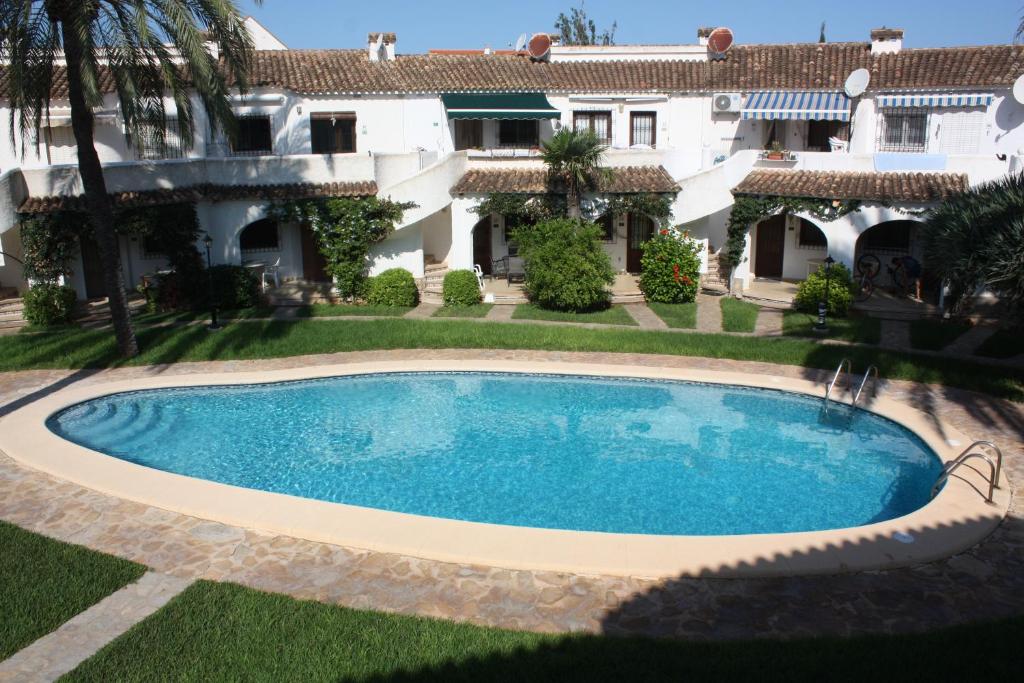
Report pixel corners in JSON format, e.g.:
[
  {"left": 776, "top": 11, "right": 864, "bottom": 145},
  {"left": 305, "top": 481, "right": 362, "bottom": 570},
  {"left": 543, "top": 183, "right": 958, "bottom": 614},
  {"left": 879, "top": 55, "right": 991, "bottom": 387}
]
[
  {"left": 442, "top": 270, "right": 481, "bottom": 307},
  {"left": 639, "top": 228, "right": 703, "bottom": 303},
  {"left": 156, "top": 265, "right": 261, "bottom": 311},
  {"left": 208, "top": 265, "right": 262, "bottom": 309},
  {"left": 795, "top": 262, "right": 856, "bottom": 317},
  {"left": 513, "top": 218, "right": 615, "bottom": 311},
  {"left": 366, "top": 268, "right": 419, "bottom": 307},
  {"left": 23, "top": 283, "right": 78, "bottom": 326}
]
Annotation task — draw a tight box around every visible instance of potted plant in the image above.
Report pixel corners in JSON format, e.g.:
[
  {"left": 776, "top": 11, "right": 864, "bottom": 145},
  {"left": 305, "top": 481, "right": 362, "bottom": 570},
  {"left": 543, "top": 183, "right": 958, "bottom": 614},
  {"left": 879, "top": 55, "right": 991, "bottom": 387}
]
[{"left": 765, "top": 140, "right": 787, "bottom": 160}]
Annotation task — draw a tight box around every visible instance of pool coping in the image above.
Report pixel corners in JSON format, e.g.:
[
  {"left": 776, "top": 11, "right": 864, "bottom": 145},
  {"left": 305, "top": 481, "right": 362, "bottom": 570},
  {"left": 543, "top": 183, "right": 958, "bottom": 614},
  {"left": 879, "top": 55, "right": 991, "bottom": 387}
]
[{"left": 0, "top": 360, "right": 1011, "bottom": 580}]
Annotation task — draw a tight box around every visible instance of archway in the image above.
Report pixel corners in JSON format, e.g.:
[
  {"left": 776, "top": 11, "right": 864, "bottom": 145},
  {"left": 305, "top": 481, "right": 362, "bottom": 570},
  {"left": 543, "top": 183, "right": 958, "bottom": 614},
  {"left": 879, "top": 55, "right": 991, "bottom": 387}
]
[
  {"left": 752, "top": 214, "right": 828, "bottom": 281},
  {"left": 471, "top": 215, "right": 492, "bottom": 274},
  {"left": 853, "top": 220, "right": 922, "bottom": 285},
  {"left": 238, "top": 218, "right": 279, "bottom": 254}
]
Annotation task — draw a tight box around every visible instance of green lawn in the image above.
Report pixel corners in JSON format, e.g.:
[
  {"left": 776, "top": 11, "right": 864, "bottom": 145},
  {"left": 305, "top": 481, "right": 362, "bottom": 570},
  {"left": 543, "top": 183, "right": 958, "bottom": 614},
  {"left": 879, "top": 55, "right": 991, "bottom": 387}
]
[
  {"left": 67, "top": 580, "right": 1023, "bottom": 682},
  {"left": 0, "top": 521, "right": 145, "bottom": 660},
  {"left": 909, "top": 319, "right": 973, "bottom": 351},
  {"left": 647, "top": 302, "right": 698, "bottom": 329},
  {"left": 296, "top": 304, "right": 414, "bottom": 318},
  {"left": 131, "top": 307, "right": 273, "bottom": 325},
  {"left": 0, "top": 319, "right": 1021, "bottom": 401},
  {"left": 720, "top": 298, "right": 760, "bottom": 333},
  {"left": 433, "top": 304, "right": 495, "bottom": 319},
  {"left": 783, "top": 312, "right": 883, "bottom": 345},
  {"left": 974, "top": 328, "right": 1022, "bottom": 359},
  {"left": 511, "top": 304, "right": 639, "bottom": 326}
]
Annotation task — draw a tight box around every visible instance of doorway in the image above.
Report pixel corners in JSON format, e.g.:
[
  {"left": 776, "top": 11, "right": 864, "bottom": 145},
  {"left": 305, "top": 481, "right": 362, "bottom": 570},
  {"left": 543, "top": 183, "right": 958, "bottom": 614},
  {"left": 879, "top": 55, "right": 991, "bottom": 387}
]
[
  {"left": 79, "top": 236, "right": 108, "bottom": 299},
  {"left": 472, "top": 217, "right": 492, "bottom": 275},
  {"left": 299, "top": 225, "right": 330, "bottom": 282},
  {"left": 754, "top": 215, "right": 786, "bottom": 279},
  {"left": 627, "top": 214, "right": 655, "bottom": 273},
  {"left": 454, "top": 120, "right": 483, "bottom": 151}
]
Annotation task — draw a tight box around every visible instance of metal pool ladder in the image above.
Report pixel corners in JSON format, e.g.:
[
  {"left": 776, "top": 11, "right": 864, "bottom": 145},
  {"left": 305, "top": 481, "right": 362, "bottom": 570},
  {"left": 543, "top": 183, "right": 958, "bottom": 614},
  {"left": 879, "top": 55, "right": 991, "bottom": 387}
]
[
  {"left": 823, "top": 359, "right": 880, "bottom": 414},
  {"left": 931, "top": 441, "right": 1003, "bottom": 503}
]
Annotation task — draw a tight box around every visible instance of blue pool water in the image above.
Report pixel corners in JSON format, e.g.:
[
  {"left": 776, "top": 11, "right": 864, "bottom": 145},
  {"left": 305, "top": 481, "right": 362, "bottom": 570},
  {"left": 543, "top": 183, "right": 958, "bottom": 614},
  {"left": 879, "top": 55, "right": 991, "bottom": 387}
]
[{"left": 47, "top": 372, "right": 943, "bottom": 536}]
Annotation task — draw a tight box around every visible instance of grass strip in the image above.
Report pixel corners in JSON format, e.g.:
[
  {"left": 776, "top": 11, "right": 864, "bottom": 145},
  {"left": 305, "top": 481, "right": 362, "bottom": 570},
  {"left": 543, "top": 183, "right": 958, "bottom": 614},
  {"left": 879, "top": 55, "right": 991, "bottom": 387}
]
[
  {"left": 783, "top": 312, "right": 883, "bottom": 345},
  {"left": 0, "top": 521, "right": 145, "bottom": 660},
  {"left": 647, "top": 302, "right": 698, "bottom": 330},
  {"left": 67, "top": 580, "right": 1024, "bottom": 682},
  {"left": 0, "top": 319, "right": 1020, "bottom": 401},
  {"left": 512, "top": 304, "right": 639, "bottom": 326},
  {"left": 720, "top": 298, "right": 760, "bottom": 333},
  {"left": 295, "top": 304, "right": 414, "bottom": 318},
  {"left": 433, "top": 304, "right": 495, "bottom": 319},
  {"left": 909, "top": 319, "right": 973, "bottom": 351}
]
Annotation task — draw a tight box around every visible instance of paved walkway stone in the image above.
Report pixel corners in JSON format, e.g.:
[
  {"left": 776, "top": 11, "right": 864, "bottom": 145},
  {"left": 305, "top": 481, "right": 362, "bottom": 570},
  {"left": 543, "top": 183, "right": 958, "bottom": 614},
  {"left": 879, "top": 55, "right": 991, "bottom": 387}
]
[
  {"left": 623, "top": 303, "right": 668, "bottom": 330},
  {"left": 405, "top": 302, "right": 441, "bottom": 319},
  {"left": 0, "top": 572, "right": 193, "bottom": 682},
  {"left": 0, "top": 349, "right": 1020, "bottom": 642},
  {"left": 695, "top": 294, "right": 723, "bottom": 333},
  {"left": 485, "top": 304, "right": 515, "bottom": 321},
  {"left": 753, "top": 308, "right": 784, "bottom": 337},
  {"left": 945, "top": 324, "right": 999, "bottom": 356},
  {"left": 880, "top": 319, "right": 913, "bottom": 351}
]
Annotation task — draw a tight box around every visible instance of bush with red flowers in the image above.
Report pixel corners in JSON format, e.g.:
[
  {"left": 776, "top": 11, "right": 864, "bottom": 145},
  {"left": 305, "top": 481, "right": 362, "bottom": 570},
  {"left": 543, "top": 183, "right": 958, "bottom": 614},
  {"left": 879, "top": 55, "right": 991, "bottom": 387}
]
[{"left": 638, "top": 228, "right": 703, "bottom": 303}]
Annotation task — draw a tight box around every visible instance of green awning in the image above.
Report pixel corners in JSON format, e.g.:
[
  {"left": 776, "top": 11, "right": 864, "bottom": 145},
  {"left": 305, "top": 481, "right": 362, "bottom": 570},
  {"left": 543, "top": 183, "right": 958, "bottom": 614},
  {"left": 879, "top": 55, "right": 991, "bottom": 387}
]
[{"left": 442, "top": 93, "right": 560, "bottom": 120}]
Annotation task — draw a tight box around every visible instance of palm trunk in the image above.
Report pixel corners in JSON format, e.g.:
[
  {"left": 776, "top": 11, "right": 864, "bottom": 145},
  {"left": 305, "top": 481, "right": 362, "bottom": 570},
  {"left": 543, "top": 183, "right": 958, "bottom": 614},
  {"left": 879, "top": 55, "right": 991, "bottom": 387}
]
[
  {"left": 61, "top": 23, "right": 139, "bottom": 358},
  {"left": 567, "top": 187, "right": 581, "bottom": 220}
]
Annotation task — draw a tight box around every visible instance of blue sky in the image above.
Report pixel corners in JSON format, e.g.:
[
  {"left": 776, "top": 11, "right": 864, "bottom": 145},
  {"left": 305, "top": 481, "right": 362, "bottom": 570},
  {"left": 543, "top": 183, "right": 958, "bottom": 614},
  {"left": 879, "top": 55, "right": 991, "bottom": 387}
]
[{"left": 240, "top": 0, "right": 1022, "bottom": 53}]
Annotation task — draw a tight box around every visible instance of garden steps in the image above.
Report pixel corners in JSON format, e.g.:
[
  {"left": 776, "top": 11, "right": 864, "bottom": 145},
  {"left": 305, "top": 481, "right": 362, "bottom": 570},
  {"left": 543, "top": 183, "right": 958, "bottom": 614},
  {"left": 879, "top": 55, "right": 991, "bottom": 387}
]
[
  {"left": 701, "top": 249, "right": 729, "bottom": 292},
  {"left": 0, "top": 298, "right": 27, "bottom": 331}
]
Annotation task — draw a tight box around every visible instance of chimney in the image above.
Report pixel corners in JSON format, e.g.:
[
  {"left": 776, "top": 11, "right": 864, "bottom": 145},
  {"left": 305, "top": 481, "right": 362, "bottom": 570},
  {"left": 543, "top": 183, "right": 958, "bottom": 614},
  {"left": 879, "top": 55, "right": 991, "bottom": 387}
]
[
  {"left": 697, "top": 27, "right": 714, "bottom": 47},
  {"left": 548, "top": 33, "right": 561, "bottom": 47},
  {"left": 368, "top": 32, "right": 397, "bottom": 62},
  {"left": 870, "top": 28, "right": 903, "bottom": 54}
]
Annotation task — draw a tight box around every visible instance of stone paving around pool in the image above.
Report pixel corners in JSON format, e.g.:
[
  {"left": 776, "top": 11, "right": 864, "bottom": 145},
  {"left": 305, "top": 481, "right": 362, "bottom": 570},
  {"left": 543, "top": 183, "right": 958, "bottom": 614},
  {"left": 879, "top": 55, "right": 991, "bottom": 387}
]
[{"left": 0, "top": 349, "right": 1021, "bottom": 640}]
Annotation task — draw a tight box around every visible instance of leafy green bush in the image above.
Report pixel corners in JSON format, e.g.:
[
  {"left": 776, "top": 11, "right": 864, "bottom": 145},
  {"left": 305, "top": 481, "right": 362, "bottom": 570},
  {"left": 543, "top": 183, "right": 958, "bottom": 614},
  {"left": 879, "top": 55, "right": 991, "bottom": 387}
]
[
  {"left": 513, "top": 218, "right": 615, "bottom": 311},
  {"left": 23, "top": 283, "right": 77, "bottom": 326},
  {"left": 156, "top": 265, "right": 261, "bottom": 311},
  {"left": 442, "top": 270, "right": 481, "bottom": 307},
  {"left": 795, "top": 262, "right": 856, "bottom": 317},
  {"left": 639, "top": 228, "right": 703, "bottom": 303},
  {"left": 208, "top": 265, "right": 262, "bottom": 309},
  {"left": 366, "top": 268, "right": 419, "bottom": 307}
]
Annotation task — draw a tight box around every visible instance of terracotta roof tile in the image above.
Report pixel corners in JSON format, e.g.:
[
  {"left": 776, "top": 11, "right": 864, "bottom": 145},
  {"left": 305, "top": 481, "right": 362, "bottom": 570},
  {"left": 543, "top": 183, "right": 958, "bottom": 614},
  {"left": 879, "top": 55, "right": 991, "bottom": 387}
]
[
  {"left": 451, "top": 165, "right": 679, "bottom": 194},
  {"left": 18, "top": 181, "right": 377, "bottom": 214},
  {"left": 732, "top": 169, "right": 968, "bottom": 202}
]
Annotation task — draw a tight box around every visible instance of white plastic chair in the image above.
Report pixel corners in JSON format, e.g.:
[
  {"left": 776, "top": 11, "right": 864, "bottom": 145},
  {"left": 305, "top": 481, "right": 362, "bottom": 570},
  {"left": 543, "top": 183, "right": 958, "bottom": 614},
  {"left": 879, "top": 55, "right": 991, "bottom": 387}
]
[
  {"left": 472, "top": 264, "right": 485, "bottom": 290},
  {"left": 829, "top": 137, "right": 849, "bottom": 153}
]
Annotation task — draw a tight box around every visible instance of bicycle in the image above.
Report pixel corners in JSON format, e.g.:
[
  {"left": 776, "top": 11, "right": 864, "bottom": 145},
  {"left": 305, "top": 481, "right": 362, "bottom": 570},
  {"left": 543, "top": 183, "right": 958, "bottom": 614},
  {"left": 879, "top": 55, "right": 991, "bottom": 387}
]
[{"left": 854, "top": 254, "right": 881, "bottom": 302}]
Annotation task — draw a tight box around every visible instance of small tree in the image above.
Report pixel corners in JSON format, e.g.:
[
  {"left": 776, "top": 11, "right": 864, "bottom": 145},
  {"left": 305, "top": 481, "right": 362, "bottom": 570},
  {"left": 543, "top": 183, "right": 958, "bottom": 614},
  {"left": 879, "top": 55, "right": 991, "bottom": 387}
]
[
  {"left": 639, "top": 228, "right": 703, "bottom": 304},
  {"left": 540, "top": 129, "right": 608, "bottom": 219},
  {"left": 555, "top": 2, "right": 617, "bottom": 46},
  {"left": 513, "top": 218, "right": 615, "bottom": 311}
]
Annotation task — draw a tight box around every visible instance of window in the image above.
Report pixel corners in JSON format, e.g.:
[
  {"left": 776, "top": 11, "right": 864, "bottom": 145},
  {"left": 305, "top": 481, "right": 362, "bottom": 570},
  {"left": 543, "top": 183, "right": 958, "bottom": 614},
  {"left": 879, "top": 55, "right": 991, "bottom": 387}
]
[
  {"left": 239, "top": 219, "right": 280, "bottom": 252},
  {"left": 879, "top": 109, "right": 929, "bottom": 153},
  {"left": 574, "top": 111, "right": 612, "bottom": 144},
  {"left": 939, "top": 109, "right": 984, "bottom": 154},
  {"left": 630, "top": 112, "right": 656, "bottom": 147},
  {"left": 45, "top": 126, "right": 77, "bottom": 165},
  {"left": 498, "top": 120, "right": 539, "bottom": 147},
  {"left": 134, "top": 118, "right": 189, "bottom": 160},
  {"left": 231, "top": 115, "right": 273, "bottom": 155},
  {"left": 797, "top": 221, "right": 827, "bottom": 248},
  {"left": 597, "top": 214, "right": 616, "bottom": 242},
  {"left": 310, "top": 112, "right": 356, "bottom": 154},
  {"left": 454, "top": 120, "right": 483, "bottom": 150}
]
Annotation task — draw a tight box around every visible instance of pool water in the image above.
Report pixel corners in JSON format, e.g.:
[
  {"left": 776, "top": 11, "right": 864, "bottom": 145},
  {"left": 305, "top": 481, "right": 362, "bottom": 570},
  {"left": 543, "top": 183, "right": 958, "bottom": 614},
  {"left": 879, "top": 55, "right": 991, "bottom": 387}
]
[{"left": 47, "top": 372, "right": 943, "bottom": 536}]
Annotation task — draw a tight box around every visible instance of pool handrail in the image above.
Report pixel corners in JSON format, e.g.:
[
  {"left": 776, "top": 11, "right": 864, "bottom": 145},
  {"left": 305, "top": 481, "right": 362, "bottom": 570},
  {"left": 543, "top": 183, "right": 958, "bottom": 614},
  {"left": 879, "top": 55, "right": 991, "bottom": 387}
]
[
  {"left": 931, "top": 441, "right": 1003, "bottom": 503},
  {"left": 852, "top": 365, "right": 880, "bottom": 407},
  {"left": 823, "top": 358, "right": 852, "bottom": 414}
]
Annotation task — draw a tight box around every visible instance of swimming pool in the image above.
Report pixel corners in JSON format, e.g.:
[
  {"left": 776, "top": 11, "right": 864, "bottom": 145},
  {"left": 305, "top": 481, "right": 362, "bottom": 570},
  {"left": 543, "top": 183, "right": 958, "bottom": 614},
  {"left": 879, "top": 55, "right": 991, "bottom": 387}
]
[{"left": 47, "top": 371, "right": 943, "bottom": 537}]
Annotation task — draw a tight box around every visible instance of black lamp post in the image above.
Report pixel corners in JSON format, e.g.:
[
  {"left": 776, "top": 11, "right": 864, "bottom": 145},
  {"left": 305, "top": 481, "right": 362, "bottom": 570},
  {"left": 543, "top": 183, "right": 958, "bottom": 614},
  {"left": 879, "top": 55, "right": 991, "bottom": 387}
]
[
  {"left": 203, "top": 234, "right": 222, "bottom": 331},
  {"left": 815, "top": 255, "right": 836, "bottom": 332}
]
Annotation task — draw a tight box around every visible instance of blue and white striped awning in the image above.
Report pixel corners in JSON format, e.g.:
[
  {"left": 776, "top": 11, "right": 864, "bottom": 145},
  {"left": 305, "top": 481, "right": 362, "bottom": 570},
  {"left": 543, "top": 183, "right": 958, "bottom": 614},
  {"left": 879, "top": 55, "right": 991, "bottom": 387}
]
[
  {"left": 876, "top": 93, "right": 994, "bottom": 108},
  {"left": 741, "top": 91, "right": 851, "bottom": 121}
]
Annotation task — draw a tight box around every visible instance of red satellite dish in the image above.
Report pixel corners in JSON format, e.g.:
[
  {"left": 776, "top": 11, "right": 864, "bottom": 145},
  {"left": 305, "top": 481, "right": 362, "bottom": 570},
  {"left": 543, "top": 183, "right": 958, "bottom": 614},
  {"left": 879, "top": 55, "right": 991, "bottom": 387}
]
[
  {"left": 707, "top": 27, "right": 734, "bottom": 55},
  {"left": 528, "top": 33, "right": 552, "bottom": 60}
]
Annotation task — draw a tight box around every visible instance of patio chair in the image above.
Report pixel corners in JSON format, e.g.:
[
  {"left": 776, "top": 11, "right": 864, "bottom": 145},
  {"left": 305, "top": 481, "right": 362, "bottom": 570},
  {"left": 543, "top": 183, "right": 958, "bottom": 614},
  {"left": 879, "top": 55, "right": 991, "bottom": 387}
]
[
  {"left": 507, "top": 256, "right": 526, "bottom": 285},
  {"left": 491, "top": 256, "right": 509, "bottom": 281},
  {"left": 472, "top": 264, "right": 485, "bottom": 290}
]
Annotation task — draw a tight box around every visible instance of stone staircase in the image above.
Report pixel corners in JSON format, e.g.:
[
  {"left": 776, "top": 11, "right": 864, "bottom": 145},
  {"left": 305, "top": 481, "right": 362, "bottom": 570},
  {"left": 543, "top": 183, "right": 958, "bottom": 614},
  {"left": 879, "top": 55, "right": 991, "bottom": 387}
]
[
  {"left": 420, "top": 261, "right": 447, "bottom": 305},
  {"left": 266, "top": 282, "right": 337, "bottom": 306},
  {"left": 0, "top": 290, "right": 26, "bottom": 332},
  {"left": 702, "top": 250, "right": 729, "bottom": 293}
]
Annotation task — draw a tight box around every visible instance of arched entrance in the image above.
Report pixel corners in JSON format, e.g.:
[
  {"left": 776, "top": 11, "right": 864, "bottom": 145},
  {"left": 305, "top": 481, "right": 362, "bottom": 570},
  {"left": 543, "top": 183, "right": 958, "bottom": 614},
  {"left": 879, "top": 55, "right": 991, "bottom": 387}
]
[
  {"left": 471, "top": 216, "right": 492, "bottom": 275},
  {"left": 854, "top": 219, "right": 925, "bottom": 293},
  {"left": 753, "top": 214, "right": 828, "bottom": 281}
]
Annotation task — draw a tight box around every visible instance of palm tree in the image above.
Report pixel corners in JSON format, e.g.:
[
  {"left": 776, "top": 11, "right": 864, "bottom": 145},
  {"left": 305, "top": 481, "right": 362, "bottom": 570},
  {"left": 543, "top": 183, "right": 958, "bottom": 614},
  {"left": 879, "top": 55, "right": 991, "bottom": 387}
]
[
  {"left": 0, "top": 1, "right": 262, "bottom": 357},
  {"left": 540, "top": 128, "right": 607, "bottom": 219}
]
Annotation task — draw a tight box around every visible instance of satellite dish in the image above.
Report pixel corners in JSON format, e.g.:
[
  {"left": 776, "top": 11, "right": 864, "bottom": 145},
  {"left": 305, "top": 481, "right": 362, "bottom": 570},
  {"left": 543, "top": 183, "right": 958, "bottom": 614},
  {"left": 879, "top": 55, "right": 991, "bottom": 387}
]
[
  {"left": 527, "top": 33, "right": 552, "bottom": 61},
  {"left": 844, "top": 68, "right": 871, "bottom": 98},
  {"left": 514, "top": 33, "right": 528, "bottom": 53},
  {"left": 707, "top": 27, "right": 734, "bottom": 55},
  {"left": 1013, "top": 74, "right": 1024, "bottom": 105}
]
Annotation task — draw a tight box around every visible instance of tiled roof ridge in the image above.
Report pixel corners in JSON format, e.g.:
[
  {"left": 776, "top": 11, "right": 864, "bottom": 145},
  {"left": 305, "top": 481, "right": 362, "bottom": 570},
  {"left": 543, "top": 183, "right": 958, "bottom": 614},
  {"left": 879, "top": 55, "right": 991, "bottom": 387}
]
[{"left": 732, "top": 169, "right": 969, "bottom": 203}]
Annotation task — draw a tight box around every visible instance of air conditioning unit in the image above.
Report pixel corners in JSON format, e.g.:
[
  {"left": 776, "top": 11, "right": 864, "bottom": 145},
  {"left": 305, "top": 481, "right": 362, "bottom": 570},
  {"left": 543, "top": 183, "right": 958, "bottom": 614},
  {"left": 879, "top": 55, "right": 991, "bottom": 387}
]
[{"left": 713, "top": 93, "right": 742, "bottom": 114}]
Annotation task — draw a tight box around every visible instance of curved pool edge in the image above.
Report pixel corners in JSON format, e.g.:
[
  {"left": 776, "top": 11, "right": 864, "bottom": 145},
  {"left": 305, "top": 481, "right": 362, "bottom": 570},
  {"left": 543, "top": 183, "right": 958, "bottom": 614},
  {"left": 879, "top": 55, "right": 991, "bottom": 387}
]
[{"left": 0, "top": 360, "right": 1011, "bottom": 580}]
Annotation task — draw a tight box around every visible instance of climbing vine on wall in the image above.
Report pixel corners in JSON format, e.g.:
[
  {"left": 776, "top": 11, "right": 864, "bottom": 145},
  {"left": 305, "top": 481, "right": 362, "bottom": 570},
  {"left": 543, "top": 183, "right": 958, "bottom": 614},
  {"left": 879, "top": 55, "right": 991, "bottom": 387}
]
[
  {"left": 475, "top": 191, "right": 675, "bottom": 225},
  {"left": 594, "top": 194, "right": 674, "bottom": 226},
  {"left": 723, "top": 195, "right": 863, "bottom": 269},
  {"left": 271, "top": 196, "right": 415, "bottom": 300}
]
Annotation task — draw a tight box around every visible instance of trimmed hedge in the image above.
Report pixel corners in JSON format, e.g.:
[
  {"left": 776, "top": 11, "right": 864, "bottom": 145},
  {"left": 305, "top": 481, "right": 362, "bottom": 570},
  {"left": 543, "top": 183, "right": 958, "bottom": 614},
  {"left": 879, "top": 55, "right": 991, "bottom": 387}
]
[
  {"left": 795, "top": 262, "right": 856, "bottom": 317},
  {"left": 442, "top": 270, "right": 481, "bottom": 307},
  {"left": 366, "top": 268, "right": 419, "bottom": 307},
  {"left": 23, "top": 283, "right": 77, "bottom": 326}
]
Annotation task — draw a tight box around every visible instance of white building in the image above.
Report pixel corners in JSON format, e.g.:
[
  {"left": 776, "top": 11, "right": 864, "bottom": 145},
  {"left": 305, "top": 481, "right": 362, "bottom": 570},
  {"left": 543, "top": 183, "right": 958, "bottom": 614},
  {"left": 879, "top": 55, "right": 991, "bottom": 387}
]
[{"left": 1, "top": 21, "right": 1022, "bottom": 302}]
